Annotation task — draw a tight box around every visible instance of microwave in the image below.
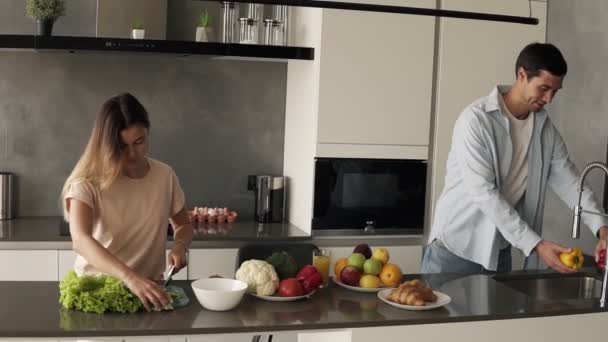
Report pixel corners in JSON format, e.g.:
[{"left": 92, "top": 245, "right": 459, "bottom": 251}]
[{"left": 312, "top": 158, "right": 427, "bottom": 235}]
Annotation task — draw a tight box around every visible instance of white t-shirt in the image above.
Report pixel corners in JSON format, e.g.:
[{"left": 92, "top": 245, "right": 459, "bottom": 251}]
[
  {"left": 64, "top": 158, "right": 186, "bottom": 279},
  {"left": 498, "top": 94, "right": 534, "bottom": 248}
]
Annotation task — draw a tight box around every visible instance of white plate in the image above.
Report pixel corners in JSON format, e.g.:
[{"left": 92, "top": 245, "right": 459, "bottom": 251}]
[
  {"left": 333, "top": 277, "right": 391, "bottom": 293},
  {"left": 248, "top": 291, "right": 315, "bottom": 302},
  {"left": 377, "top": 288, "right": 451, "bottom": 311}
]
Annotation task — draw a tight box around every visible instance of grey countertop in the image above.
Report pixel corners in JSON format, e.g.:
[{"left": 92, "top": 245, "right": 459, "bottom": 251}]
[
  {"left": 0, "top": 217, "right": 422, "bottom": 249},
  {"left": 2, "top": 270, "right": 607, "bottom": 338}
]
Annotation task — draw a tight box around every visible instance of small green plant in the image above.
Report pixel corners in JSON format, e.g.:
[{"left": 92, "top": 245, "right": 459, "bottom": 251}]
[
  {"left": 25, "top": 0, "right": 66, "bottom": 20},
  {"left": 132, "top": 18, "right": 144, "bottom": 30},
  {"left": 198, "top": 9, "right": 210, "bottom": 28}
]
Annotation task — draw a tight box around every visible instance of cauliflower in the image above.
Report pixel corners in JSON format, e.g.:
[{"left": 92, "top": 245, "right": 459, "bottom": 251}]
[{"left": 235, "top": 259, "right": 279, "bottom": 296}]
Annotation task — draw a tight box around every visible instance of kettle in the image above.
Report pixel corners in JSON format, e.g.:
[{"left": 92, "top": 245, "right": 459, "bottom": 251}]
[{"left": 247, "top": 175, "right": 286, "bottom": 223}]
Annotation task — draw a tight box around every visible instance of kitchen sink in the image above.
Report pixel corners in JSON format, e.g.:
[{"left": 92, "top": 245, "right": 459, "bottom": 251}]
[{"left": 494, "top": 272, "right": 603, "bottom": 300}]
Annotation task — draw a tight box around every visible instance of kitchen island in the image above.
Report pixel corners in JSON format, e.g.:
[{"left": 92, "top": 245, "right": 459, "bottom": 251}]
[{"left": 1, "top": 271, "right": 606, "bottom": 341}]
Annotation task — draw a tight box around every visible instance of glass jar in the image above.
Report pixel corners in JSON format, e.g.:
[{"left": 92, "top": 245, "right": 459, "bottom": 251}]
[
  {"left": 220, "top": 2, "right": 239, "bottom": 43},
  {"left": 238, "top": 18, "right": 259, "bottom": 44},
  {"left": 263, "top": 19, "right": 284, "bottom": 46},
  {"left": 272, "top": 5, "right": 289, "bottom": 45}
]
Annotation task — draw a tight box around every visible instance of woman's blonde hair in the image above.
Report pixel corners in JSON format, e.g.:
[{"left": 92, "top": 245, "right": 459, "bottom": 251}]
[{"left": 61, "top": 93, "right": 150, "bottom": 217}]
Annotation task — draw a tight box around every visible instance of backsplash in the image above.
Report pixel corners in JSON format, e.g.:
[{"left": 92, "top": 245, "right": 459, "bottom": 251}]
[{"left": 0, "top": 52, "right": 287, "bottom": 218}]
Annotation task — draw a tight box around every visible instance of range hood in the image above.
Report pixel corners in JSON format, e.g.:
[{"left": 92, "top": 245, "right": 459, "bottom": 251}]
[{"left": 0, "top": 0, "right": 314, "bottom": 61}]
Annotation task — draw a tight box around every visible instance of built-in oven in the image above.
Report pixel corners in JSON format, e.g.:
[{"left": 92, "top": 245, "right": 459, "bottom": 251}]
[{"left": 312, "top": 158, "right": 426, "bottom": 235}]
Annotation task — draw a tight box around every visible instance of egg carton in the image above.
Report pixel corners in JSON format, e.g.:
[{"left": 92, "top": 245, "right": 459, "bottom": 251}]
[{"left": 189, "top": 206, "right": 238, "bottom": 224}]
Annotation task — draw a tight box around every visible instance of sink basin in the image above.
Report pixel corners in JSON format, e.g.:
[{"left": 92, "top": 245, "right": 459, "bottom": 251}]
[{"left": 494, "top": 273, "right": 603, "bottom": 300}]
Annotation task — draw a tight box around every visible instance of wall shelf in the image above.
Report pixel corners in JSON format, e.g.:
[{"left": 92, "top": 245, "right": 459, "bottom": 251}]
[{"left": 0, "top": 35, "right": 315, "bottom": 61}]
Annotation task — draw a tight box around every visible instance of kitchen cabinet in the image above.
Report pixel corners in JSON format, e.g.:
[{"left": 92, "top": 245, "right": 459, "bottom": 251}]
[
  {"left": 59, "top": 337, "right": 185, "bottom": 342},
  {"left": 428, "top": 0, "right": 547, "bottom": 231},
  {"left": 187, "top": 249, "right": 238, "bottom": 280},
  {"left": 326, "top": 245, "right": 422, "bottom": 275},
  {"left": 0, "top": 250, "right": 58, "bottom": 280},
  {"left": 315, "top": 0, "right": 435, "bottom": 159},
  {"left": 58, "top": 250, "right": 188, "bottom": 281}
]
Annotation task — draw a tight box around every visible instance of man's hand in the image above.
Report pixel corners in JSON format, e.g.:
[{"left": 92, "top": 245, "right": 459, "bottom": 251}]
[
  {"left": 535, "top": 240, "right": 578, "bottom": 273},
  {"left": 595, "top": 226, "right": 608, "bottom": 263}
]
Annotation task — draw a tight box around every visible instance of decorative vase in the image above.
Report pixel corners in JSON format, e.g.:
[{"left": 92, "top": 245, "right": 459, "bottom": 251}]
[
  {"left": 131, "top": 29, "right": 145, "bottom": 39},
  {"left": 195, "top": 27, "right": 210, "bottom": 42},
  {"left": 36, "top": 19, "right": 54, "bottom": 36}
]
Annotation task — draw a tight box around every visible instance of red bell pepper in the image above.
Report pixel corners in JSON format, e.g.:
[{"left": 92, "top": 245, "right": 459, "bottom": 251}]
[{"left": 296, "top": 265, "right": 322, "bottom": 294}]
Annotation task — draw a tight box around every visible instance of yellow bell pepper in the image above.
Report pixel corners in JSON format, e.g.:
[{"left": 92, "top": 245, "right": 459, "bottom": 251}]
[{"left": 559, "top": 247, "right": 584, "bottom": 270}]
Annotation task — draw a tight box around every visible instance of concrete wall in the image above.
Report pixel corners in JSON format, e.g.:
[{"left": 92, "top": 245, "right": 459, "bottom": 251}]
[
  {"left": 543, "top": 0, "right": 608, "bottom": 255},
  {"left": 0, "top": 1, "right": 288, "bottom": 218}
]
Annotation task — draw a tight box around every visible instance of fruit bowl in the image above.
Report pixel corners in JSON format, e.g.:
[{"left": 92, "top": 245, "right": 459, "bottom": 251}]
[
  {"left": 191, "top": 278, "right": 247, "bottom": 311},
  {"left": 332, "top": 277, "right": 390, "bottom": 293}
]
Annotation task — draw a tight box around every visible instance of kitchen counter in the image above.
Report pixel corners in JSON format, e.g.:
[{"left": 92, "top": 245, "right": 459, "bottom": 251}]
[
  {"left": 2, "top": 271, "right": 607, "bottom": 338},
  {"left": 0, "top": 217, "right": 422, "bottom": 249}
]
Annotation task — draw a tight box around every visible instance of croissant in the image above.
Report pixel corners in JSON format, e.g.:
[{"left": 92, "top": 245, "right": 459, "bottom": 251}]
[{"left": 387, "top": 279, "right": 437, "bottom": 306}]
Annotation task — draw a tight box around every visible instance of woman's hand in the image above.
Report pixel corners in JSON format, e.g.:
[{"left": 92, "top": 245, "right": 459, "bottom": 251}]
[
  {"left": 124, "top": 272, "right": 171, "bottom": 311},
  {"left": 168, "top": 242, "right": 188, "bottom": 272}
]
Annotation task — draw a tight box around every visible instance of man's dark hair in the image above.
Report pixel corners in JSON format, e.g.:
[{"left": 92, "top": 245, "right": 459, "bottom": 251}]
[{"left": 515, "top": 43, "right": 568, "bottom": 79}]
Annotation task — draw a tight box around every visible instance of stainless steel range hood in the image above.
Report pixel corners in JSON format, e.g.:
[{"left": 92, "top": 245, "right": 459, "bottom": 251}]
[{"left": 96, "top": 0, "right": 167, "bottom": 39}]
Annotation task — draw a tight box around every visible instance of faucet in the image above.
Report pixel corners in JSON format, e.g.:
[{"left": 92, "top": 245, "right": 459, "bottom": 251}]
[{"left": 571, "top": 161, "right": 608, "bottom": 307}]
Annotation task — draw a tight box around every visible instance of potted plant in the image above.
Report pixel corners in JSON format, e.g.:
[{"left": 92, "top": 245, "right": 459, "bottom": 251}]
[
  {"left": 25, "top": 0, "right": 66, "bottom": 36},
  {"left": 131, "top": 19, "right": 145, "bottom": 39},
  {"left": 195, "top": 10, "right": 211, "bottom": 42}
]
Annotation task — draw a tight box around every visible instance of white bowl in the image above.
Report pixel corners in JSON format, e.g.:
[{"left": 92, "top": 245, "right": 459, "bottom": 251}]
[{"left": 191, "top": 278, "right": 248, "bottom": 311}]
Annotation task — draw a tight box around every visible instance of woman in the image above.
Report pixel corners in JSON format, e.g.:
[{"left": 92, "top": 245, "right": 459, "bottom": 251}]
[{"left": 61, "top": 93, "right": 194, "bottom": 311}]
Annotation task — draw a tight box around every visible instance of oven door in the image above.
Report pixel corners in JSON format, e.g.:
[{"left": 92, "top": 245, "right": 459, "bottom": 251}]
[{"left": 312, "top": 158, "right": 426, "bottom": 235}]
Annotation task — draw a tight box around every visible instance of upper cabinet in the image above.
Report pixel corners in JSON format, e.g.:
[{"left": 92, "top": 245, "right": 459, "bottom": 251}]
[
  {"left": 316, "top": 0, "right": 436, "bottom": 159},
  {"left": 429, "top": 0, "right": 547, "bottom": 220}
]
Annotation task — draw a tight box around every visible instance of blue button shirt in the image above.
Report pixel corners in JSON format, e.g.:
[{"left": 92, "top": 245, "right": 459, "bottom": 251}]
[{"left": 428, "top": 85, "right": 608, "bottom": 270}]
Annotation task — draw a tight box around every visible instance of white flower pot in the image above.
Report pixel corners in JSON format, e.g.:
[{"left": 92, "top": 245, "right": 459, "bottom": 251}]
[
  {"left": 196, "top": 27, "right": 210, "bottom": 42},
  {"left": 132, "top": 29, "right": 145, "bottom": 40}
]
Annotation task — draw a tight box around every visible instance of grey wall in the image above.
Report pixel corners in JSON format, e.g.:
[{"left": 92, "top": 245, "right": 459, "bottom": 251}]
[
  {"left": 543, "top": 0, "right": 608, "bottom": 255},
  {"left": 0, "top": 1, "right": 288, "bottom": 218},
  {"left": 0, "top": 52, "right": 287, "bottom": 218}
]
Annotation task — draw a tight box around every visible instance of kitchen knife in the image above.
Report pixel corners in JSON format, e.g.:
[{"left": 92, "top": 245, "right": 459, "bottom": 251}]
[{"left": 163, "top": 265, "right": 175, "bottom": 287}]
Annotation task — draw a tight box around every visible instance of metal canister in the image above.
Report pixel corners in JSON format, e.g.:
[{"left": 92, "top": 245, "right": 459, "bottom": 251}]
[{"left": 0, "top": 172, "right": 14, "bottom": 220}]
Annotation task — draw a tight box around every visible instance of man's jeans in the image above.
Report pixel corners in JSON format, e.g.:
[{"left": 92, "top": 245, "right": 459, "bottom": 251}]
[{"left": 421, "top": 239, "right": 512, "bottom": 274}]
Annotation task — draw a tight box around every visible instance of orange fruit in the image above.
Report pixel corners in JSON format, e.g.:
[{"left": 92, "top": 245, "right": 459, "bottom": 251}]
[
  {"left": 379, "top": 263, "right": 402, "bottom": 287},
  {"left": 334, "top": 257, "right": 348, "bottom": 281}
]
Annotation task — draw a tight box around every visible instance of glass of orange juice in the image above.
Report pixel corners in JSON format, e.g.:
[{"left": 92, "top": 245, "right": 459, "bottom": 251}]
[{"left": 313, "top": 249, "right": 331, "bottom": 287}]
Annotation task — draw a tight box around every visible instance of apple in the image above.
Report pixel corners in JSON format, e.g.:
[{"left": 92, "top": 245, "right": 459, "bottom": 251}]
[
  {"left": 347, "top": 253, "right": 366, "bottom": 271},
  {"left": 362, "top": 258, "right": 382, "bottom": 276},
  {"left": 278, "top": 278, "right": 304, "bottom": 297},
  {"left": 340, "top": 266, "right": 362, "bottom": 286},
  {"left": 371, "top": 248, "right": 390, "bottom": 264},
  {"left": 353, "top": 243, "right": 372, "bottom": 259}
]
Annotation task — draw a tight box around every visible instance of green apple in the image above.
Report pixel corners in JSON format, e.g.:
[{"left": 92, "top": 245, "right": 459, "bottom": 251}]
[
  {"left": 362, "top": 258, "right": 382, "bottom": 276},
  {"left": 347, "top": 253, "right": 366, "bottom": 271}
]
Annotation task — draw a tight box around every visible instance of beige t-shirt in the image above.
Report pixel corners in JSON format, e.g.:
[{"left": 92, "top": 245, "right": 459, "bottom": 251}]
[{"left": 64, "top": 158, "right": 186, "bottom": 279}]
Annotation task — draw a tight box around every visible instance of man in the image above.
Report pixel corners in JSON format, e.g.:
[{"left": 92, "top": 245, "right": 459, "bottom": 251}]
[{"left": 422, "top": 43, "right": 608, "bottom": 274}]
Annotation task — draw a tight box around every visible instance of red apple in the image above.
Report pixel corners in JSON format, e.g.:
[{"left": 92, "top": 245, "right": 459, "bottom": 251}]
[
  {"left": 278, "top": 278, "right": 304, "bottom": 297},
  {"left": 340, "top": 266, "right": 361, "bottom": 286}
]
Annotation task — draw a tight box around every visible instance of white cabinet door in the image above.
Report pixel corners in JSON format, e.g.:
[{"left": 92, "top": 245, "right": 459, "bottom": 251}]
[
  {"left": 58, "top": 250, "right": 187, "bottom": 281},
  {"left": 187, "top": 249, "right": 239, "bottom": 280},
  {"left": 325, "top": 245, "right": 422, "bottom": 275},
  {"left": 0, "top": 339, "right": 59, "bottom": 342},
  {"left": 0, "top": 250, "right": 58, "bottom": 281},
  {"left": 187, "top": 333, "right": 264, "bottom": 342},
  {"left": 124, "top": 336, "right": 186, "bottom": 342},
  {"left": 60, "top": 338, "right": 123, "bottom": 342},
  {"left": 429, "top": 0, "right": 547, "bottom": 219},
  {"left": 316, "top": 0, "right": 435, "bottom": 158}
]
